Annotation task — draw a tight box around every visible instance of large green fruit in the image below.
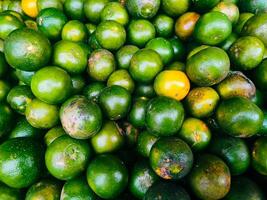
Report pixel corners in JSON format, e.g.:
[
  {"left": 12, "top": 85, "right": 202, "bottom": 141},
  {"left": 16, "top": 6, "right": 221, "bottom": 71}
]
[
  {"left": 4, "top": 28, "right": 51, "bottom": 71},
  {"left": 0, "top": 137, "right": 44, "bottom": 188},
  {"left": 25, "top": 179, "right": 62, "bottom": 200},
  {"left": 60, "top": 96, "right": 102, "bottom": 139},
  {"left": 216, "top": 97, "right": 264, "bottom": 137},
  {"left": 45, "top": 135, "right": 92, "bottom": 180},
  {"left": 189, "top": 154, "right": 231, "bottom": 199},
  {"left": 193, "top": 11, "right": 232, "bottom": 45},
  {"left": 186, "top": 47, "right": 230, "bottom": 86},
  {"left": 87, "top": 154, "right": 128, "bottom": 199},
  {"left": 150, "top": 137, "right": 193, "bottom": 180},
  {"left": 31, "top": 66, "right": 72, "bottom": 105},
  {"left": 209, "top": 135, "right": 250, "bottom": 175},
  {"left": 146, "top": 96, "right": 184, "bottom": 136}
]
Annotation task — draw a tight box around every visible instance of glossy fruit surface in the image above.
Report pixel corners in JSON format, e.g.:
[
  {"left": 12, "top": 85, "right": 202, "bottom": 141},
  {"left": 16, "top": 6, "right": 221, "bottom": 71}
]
[
  {"left": 36, "top": 8, "right": 67, "bottom": 40},
  {"left": 129, "top": 160, "right": 159, "bottom": 199},
  {"left": 31, "top": 66, "right": 72, "bottom": 104},
  {"left": 25, "top": 179, "right": 61, "bottom": 200},
  {"left": 0, "top": 137, "right": 44, "bottom": 188},
  {"left": 150, "top": 137, "right": 193, "bottom": 180},
  {"left": 146, "top": 96, "right": 184, "bottom": 136},
  {"left": 136, "top": 131, "right": 158, "bottom": 157},
  {"left": 128, "top": 97, "right": 148, "bottom": 128},
  {"left": 99, "top": 85, "right": 131, "bottom": 120},
  {"left": 44, "top": 126, "right": 65, "bottom": 146},
  {"left": 107, "top": 69, "right": 135, "bottom": 93},
  {"left": 185, "top": 87, "right": 220, "bottom": 118},
  {"left": 61, "top": 20, "right": 87, "bottom": 42},
  {"left": 154, "top": 70, "right": 190, "bottom": 101},
  {"left": 60, "top": 96, "right": 102, "bottom": 139},
  {"left": 101, "top": 2, "right": 129, "bottom": 26},
  {"left": 189, "top": 154, "right": 231, "bottom": 199},
  {"left": 229, "top": 36, "right": 264, "bottom": 70},
  {"left": 194, "top": 11, "right": 232, "bottom": 45},
  {"left": 87, "top": 154, "right": 128, "bottom": 199},
  {"left": 45, "top": 135, "right": 91, "bottom": 180},
  {"left": 145, "top": 37, "right": 174, "bottom": 64},
  {"left": 91, "top": 121, "right": 124, "bottom": 154},
  {"left": 153, "top": 14, "right": 174, "bottom": 38},
  {"left": 26, "top": 99, "right": 59, "bottom": 129},
  {"left": 95, "top": 20, "right": 126, "bottom": 51},
  {"left": 129, "top": 49, "right": 163, "bottom": 83},
  {"left": 84, "top": 0, "right": 109, "bottom": 24},
  {"left": 186, "top": 47, "right": 230, "bottom": 86},
  {"left": 209, "top": 135, "right": 250, "bottom": 175},
  {"left": 116, "top": 45, "right": 139, "bottom": 69},
  {"left": 53, "top": 40, "right": 87, "bottom": 74},
  {"left": 4, "top": 28, "right": 51, "bottom": 71},
  {"left": 178, "top": 118, "right": 211, "bottom": 151},
  {"left": 83, "top": 82, "right": 105, "bottom": 103},
  {"left": 88, "top": 49, "right": 116, "bottom": 82},
  {"left": 22, "top": 0, "right": 38, "bottom": 18},
  {"left": 0, "top": 13, "right": 24, "bottom": 40},
  {"left": 127, "top": 19, "right": 156, "bottom": 47},
  {"left": 175, "top": 12, "right": 200, "bottom": 41},
  {"left": 162, "top": 0, "right": 190, "bottom": 17},
  {"left": 216, "top": 97, "right": 264, "bottom": 137},
  {"left": 9, "top": 117, "right": 43, "bottom": 139}
]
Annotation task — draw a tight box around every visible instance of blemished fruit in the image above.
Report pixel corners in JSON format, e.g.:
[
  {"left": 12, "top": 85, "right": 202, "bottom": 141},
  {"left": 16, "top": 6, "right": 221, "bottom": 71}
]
[
  {"left": 189, "top": 154, "right": 231, "bottom": 200},
  {"left": 45, "top": 135, "right": 92, "bottom": 180},
  {"left": 60, "top": 95, "right": 102, "bottom": 139},
  {"left": 150, "top": 137, "right": 193, "bottom": 180}
]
